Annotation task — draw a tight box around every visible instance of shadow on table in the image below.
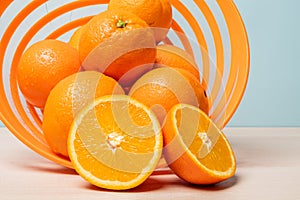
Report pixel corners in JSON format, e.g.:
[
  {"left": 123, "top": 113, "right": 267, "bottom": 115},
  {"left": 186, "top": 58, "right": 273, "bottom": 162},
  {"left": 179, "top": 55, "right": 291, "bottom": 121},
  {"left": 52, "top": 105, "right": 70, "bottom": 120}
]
[
  {"left": 18, "top": 160, "right": 238, "bottom": 192},
  {"left": 85, "top": 176, "right": 164, "bottom": 192},
  {"left": 19, "top": 162, "right": 77, "bottom": 175},
  {"left": 84, "top": 172, "right": 239, "bottom": 193},
  {"left": 186, "top": 175, "right": 239, "bottom": 191}
]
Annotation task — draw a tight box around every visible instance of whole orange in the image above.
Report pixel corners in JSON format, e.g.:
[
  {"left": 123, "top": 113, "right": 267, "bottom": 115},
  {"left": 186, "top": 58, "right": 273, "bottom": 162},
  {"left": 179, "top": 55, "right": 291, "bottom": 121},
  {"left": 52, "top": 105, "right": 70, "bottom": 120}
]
[
  {"left": 129, "top": 68, "right": 209, "bottom": 124},
  {"left": 154, "top": 44, "right": 200, "bottom": 80},
  {"left": 79, "top": 9, "right": 156, "bottom": 87},
  {"left": 17, "top": 39, "right": 81, "bottom": 108},
  {"left": 108, "top": 0, "right": 172, "bottom": 42},
  {"left": 42, "top": 71, "right": 125, "bottom": 157}
]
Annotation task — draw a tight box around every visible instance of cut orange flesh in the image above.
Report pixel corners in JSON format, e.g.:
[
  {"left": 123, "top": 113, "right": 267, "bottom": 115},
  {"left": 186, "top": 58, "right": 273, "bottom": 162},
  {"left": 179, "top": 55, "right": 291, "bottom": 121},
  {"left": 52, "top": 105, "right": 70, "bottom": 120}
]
[
  {"left": 162, "top": 103, "right": 236, "bottom": 185},
  {"left": 68, "top": 95, "right": 163, "bottom": 190}
]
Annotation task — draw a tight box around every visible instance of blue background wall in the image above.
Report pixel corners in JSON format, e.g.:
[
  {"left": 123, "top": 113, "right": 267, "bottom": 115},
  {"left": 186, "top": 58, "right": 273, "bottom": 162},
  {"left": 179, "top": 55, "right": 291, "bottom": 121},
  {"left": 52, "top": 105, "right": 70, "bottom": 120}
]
[
  {"left": 228, "top": 0, "right": 300, "bottom": 126},
  {"left": 1, "top": 1, "right": 300, "bottom": 127}
]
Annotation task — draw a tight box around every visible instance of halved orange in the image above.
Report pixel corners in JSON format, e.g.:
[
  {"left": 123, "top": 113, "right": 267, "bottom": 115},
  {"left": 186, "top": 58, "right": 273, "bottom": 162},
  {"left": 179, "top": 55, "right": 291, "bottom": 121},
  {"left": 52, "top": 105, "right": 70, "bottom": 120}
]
[
  {"left": 68, "top": 95, "right": 163, "bottom": 190},
  {"left": 162, "top": 103, "right": 236, "bottom": 185}
]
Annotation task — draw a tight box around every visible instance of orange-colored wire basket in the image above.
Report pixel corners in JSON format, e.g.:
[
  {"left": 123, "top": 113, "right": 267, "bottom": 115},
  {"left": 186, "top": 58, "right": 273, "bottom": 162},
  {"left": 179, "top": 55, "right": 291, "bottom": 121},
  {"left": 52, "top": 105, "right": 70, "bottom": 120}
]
[{"left": 0, "top": 0, "right": 249, "bottom": 168}]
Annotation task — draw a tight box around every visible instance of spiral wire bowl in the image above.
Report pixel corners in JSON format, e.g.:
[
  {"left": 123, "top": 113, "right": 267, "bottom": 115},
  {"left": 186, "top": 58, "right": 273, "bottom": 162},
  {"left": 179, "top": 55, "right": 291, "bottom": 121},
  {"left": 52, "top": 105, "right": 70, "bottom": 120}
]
[{"left": 0, "top": 0, "right": 249, "bottom": 168}]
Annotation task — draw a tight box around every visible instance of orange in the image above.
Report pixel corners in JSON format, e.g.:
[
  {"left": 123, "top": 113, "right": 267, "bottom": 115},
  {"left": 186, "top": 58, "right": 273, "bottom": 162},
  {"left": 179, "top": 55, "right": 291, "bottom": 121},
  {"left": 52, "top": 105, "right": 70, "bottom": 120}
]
[
  {"left": 79, "top": 9, "right": 156, "bottom": 87},
  {"left": 154, "top": 44, "right": 200, "bottom": 80},
  {"left": 162, "top": 103, "right": 236, "bottom": 184},
  {"left": 108, "top": 0, "right": 172, "bottom": 42},
  {"left": 68, "top": 95, "right": 163, "bottom": 190},
  {"left": 68, "top": 26, "right": 83, "bottom": 50},
  {"left": 42, "top": 71, "right": 124, "bottom": 157},
  {"left": 17, "top": 39, "right": 81, "bottom": 108},
  {"left": 129, "top": 67, "right": 209, "bottom": 124}
]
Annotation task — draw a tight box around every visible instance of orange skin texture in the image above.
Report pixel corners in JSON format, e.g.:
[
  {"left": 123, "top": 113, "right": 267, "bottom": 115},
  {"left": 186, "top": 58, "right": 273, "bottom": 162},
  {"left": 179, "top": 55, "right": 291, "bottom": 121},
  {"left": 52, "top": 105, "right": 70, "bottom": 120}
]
[
  {"left": 42, "top": 71, "right": 125, "bottom": 157},
  {"left": 79, "top": 10, "right": 156, "bottom": 87},
  {"left": 129, "top": 68, "right": 209, "bottom": 124},
  {"left": 17, "top": 39, "right": 81, "bottom": 108},
  {"left": 154, "top": 44, "right": 201, "bottom": 81},
  {"left": 108, "top": 0, "right": 172, "bottom": 42},
  {"left": 178, "top": 69, "right": 209, "bottom": 114},
  {"left": 68, "top": 26, "right": 83, "bottom": 50}
]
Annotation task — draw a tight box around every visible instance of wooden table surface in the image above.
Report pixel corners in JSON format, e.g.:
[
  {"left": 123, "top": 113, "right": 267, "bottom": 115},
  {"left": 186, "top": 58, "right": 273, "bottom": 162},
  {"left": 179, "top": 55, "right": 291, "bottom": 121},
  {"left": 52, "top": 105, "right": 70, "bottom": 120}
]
[{"left": 1, "top": 127, "right": 300, "bottom": 200}]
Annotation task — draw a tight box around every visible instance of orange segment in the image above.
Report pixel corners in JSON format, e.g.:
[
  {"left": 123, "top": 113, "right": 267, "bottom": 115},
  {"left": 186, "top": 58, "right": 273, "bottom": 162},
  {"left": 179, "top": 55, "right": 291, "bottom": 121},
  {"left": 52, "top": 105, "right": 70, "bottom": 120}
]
[
  {"left": 162, "top": 103, "right": 236, "bottom": 184},
  {"left": 68, "top": 95, "right": 163, "bottom": 190}
]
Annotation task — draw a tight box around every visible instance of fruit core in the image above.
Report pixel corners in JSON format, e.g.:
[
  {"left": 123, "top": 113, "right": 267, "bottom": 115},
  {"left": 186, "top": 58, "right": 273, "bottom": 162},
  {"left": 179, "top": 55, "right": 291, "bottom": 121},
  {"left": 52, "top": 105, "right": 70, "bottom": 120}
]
[
  {"left": 197, "top": 132, "right": 212, "bottom": 159},
  {"left": 107, "top": 132, "right": 124, "bottom": 149}
]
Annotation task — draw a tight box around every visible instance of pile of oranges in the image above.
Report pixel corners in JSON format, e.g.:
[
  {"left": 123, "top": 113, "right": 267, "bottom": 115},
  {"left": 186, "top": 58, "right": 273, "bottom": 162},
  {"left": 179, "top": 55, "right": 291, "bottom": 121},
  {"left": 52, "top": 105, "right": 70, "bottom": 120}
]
[{"left": 16, "top": 0, "right": 236, "bottom": 190}]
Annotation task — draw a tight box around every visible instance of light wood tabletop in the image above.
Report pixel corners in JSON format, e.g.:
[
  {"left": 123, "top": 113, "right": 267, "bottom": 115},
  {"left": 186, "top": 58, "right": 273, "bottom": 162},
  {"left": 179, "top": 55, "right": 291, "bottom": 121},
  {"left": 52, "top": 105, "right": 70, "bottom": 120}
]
[{"left": 1, "top": 127, "right": 299, "bottom": 200}]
